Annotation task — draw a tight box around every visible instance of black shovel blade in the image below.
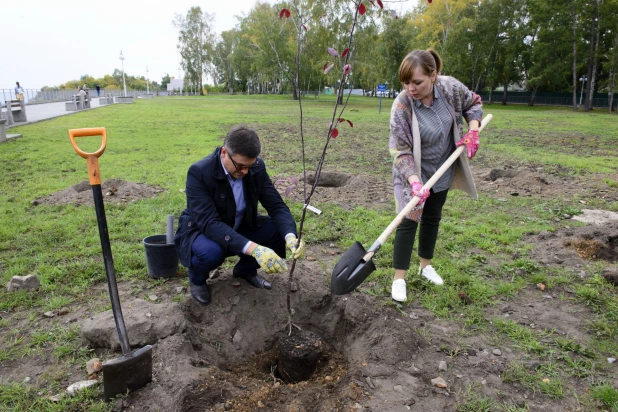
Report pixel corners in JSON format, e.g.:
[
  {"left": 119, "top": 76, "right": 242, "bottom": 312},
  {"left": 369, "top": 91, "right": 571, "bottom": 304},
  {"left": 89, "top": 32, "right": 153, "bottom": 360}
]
[
  {"left": 103, "top": 345, "right": 153, "bottom": 401},
  {"left": 331, "top": 241, "right": 377, "bottom": 295}
]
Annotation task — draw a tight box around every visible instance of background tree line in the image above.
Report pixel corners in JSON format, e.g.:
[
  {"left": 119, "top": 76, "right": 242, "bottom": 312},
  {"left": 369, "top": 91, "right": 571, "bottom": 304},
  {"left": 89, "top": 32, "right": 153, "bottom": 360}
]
[
  {"left": 175, "top": 0, "right": 618, "bottom": 110},
  {"left": 42, "top": 71, "right": 165, "bottom": 92}
]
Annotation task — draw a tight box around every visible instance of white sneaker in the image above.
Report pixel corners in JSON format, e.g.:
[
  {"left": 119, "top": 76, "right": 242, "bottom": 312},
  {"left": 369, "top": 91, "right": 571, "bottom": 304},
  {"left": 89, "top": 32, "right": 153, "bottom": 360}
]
[
  {"left": 391, "top": 279, "right": 407, "bottom": 302},
  {"left": 419, "top": 265, "right": 444, "bottom": 285}
]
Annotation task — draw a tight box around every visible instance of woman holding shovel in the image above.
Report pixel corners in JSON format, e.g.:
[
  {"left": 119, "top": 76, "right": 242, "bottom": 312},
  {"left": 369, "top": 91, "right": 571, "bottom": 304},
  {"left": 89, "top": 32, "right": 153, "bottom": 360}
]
[{"left": 389, "top": 49, "right": 483, "bottom": 302}]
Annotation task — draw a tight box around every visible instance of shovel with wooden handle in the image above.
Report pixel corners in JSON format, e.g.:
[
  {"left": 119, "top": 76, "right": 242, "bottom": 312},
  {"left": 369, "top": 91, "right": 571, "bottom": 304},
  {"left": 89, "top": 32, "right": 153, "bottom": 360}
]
[
  {"left": 69, "top": 127, "right": 152, "bottom": 401},
  {"left": 330, "top": 114, "right": 493, "bottom": 295}
]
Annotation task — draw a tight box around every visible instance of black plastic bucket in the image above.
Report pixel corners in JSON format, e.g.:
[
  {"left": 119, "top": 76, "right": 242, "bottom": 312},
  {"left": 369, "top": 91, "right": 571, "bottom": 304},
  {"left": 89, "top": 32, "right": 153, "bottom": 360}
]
[{"left": 143, "top": 235, "right": 179, "bottom": 279}]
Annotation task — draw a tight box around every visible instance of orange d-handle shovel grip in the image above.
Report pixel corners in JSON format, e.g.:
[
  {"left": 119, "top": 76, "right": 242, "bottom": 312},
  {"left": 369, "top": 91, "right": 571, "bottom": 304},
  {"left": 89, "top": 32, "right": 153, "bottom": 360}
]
[{"left": 68, "top": 128, "right": 107, "bottom": 185}]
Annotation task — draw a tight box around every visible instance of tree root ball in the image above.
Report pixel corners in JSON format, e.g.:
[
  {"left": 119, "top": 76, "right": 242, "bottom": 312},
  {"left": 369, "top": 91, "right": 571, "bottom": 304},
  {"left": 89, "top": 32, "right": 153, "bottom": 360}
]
[{"left": 277, "top": 330, "right": 324, "bottom": 383}]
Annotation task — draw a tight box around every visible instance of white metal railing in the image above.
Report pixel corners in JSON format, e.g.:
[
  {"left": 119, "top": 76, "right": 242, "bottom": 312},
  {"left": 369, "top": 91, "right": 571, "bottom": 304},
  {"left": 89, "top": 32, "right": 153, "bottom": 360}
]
[{"left": 0, "top": 88, "right": 156, "bottom": 106}]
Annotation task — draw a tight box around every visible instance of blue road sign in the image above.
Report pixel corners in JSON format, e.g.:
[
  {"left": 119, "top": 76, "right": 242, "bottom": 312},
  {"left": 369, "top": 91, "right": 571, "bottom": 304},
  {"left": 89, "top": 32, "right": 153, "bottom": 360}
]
[{"left": 377, "top": 84, "right": 387, "bottom": 92}]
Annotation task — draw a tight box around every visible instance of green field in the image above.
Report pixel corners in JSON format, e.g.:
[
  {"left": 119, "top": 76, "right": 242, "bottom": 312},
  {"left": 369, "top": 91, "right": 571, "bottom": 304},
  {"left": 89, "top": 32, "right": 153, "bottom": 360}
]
[{"left": 1, "top": 96, "right": 617, "bottom": 410}]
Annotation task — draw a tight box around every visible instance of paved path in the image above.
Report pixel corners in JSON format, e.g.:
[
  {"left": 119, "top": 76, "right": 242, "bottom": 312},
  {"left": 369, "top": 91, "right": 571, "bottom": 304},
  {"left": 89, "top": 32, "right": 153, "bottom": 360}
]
[{"left": 7, "top": 98, "right": 107, "bottom": 128}]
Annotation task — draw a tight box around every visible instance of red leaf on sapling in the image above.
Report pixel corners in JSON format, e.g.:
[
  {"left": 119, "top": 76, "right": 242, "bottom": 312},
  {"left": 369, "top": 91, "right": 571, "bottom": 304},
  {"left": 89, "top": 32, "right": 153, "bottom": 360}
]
[
  {"left": 368, "top": 0, "right": 375, "bottom": 5},
  {"left": 279, "top": 8, "right": 291, "bottom": 19},
  {"left": 330, "top": 129, "right": 339, "bottom": 139},
  {"left": 358, "top": 3, "right": 366, "bottom": 14},
  {"left": 377, "top": 0, "right": 384, "bottom": 8},
  {"left": 302, "top": 24, "right": 308, "bottom": 31},
  {"left": 342, "top": 48, "right": 349, "bottom": 58},
  {"left": 327, "top": 47, "right": 338, "bottom": 57},
  {"left": 346, "top": 119, "right": 354, "bottom": 128},
  {"left": 323, "top": 63, "right": 335, "bottom": 74},
  {"left": 389, "top": 9, "right": 398, "bottom": 19},
  {"left": 337, "top": 118, "right": 345, "bottom": 123},
  {"left": 343, "top": 64, "right": 351, "bottom": 75},
  {"left": 428, "top": 0, "right": 432, "bottom": 3}
]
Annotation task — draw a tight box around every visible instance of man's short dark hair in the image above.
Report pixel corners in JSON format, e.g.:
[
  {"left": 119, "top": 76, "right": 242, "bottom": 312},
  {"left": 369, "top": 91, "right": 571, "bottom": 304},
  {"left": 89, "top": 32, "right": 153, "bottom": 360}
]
[{"left": 224, "top": 126, "right": 261, "bottom": 158}]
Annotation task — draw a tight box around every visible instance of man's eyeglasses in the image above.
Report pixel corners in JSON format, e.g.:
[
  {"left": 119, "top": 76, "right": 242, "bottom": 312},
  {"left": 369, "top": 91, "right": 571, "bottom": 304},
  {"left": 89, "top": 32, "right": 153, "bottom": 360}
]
[{"left": 228, "top": 154, "right": 258, "bottom": 171}]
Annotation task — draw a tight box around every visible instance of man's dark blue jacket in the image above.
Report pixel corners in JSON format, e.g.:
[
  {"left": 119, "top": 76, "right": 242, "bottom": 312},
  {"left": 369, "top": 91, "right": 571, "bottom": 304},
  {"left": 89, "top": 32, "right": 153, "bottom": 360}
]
[{"left": 175, "top": 147, "right": 297, "bottom": 268}]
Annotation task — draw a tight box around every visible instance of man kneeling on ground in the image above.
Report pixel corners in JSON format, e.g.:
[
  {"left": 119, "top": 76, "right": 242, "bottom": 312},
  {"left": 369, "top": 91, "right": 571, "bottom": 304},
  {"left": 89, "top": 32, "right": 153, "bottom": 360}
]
[{"left": 175, "top": 126, "right": 305, "bottom": 306}]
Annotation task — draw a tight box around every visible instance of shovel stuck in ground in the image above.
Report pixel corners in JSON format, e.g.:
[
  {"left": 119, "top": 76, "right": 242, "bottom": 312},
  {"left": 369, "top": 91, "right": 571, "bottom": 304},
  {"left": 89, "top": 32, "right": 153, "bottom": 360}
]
[
  {"left": 331, "top": 114, "right": 493, "bottom": 295},
  {"left": 69, "top": 127, "right": 152, "bottom": 401}
]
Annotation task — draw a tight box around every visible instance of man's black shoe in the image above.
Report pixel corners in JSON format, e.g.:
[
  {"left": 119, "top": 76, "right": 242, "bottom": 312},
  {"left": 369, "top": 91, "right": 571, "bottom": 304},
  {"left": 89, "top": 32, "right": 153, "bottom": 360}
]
[
  {"left": 190, "top": 282, "right": 211, "bottom": 306},
  {"left": 233, "top": 269, "right": 272, "bottom": 290}
]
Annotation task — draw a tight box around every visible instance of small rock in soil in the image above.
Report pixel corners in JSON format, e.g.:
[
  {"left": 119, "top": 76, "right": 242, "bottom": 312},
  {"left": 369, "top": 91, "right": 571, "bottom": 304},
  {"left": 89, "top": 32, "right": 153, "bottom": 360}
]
[
  {"left": 175, "top": 286, "right": 186, "bottom": 294},
  {"left": 43, "top": 311, "right": 55, "bottom": 318},
  {"left": 409, "top": 312, "right": 419, "bottom": 319},
  {"left": 232, "top": 296, "right": 240, "bottom": 305},
  {"left": 149, "top": 295, "right": 158, "bottom": 302},
  {"left": 23, "top": 377, "right": 31, "bottom": 384},
  {"left": 86, "top": 358, "right": 102, "bottom": 374},
  {"left": 48, "top": 395, "right": 61, "bottom": 402},
  {"left": 438, "top": 361, "right": 447, "bottom": 371},
  {"left": 608, "top": 358, "right": 616, "bottom": 364},
  {"left": 6, "top": 274, "right": 40, "bottom": 292},
  {"left": 66, "top": 380, "right": 99, "bottom": 397},
  {"left": 493, "top": 349, "right": 502, "bottom": 356},
  {"left": 231, "top": 281, "right": 241, "bottom": 287},
  {"left": 405, "top": 398, "right": 416, "bottom": 406},
  {"left": 365, "top": 377, "right": 375, "bottom": 389},
  {"left": 431, "top": 377, "right": 447, "bottom": 388},
  {"left": 291, "top": 281, "right": 299, "bottom": 292},
  {"left": 232, "top": 330, "right": 243, "bottom": 345},
  {"left": 394, "top": 385, "right": 404, "bottom": 393}
]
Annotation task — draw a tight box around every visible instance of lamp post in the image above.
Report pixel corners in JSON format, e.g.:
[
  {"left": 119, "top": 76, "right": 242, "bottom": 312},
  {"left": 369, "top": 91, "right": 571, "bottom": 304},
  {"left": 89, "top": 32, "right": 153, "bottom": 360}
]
[
  {"left": 146, "top": 66, "right": 150, "bottom": 94},
  {"left": 119, "top": 50, "right": 127, "bottom": 97},
  {"left": 579, "top": 75, "right": 587, "bottom": 106}
]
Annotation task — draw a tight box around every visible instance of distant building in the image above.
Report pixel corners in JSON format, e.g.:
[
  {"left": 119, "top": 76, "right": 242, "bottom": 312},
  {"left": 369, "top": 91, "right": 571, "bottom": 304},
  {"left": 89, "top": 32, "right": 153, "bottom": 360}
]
[{"left": 167, "top": 78, "right": 184, "bottom": 92}]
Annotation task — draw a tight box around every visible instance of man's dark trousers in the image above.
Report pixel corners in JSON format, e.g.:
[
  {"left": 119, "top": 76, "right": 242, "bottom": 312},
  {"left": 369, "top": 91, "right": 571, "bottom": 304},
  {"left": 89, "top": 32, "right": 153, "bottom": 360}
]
[{"left": 189, "top": 217, "right": 286, "bottom": 285}]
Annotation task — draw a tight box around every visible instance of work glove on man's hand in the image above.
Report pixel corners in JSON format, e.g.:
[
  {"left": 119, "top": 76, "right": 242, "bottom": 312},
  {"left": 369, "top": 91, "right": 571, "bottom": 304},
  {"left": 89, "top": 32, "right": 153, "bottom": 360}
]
[
  {"left": 285, "top": 235, "right": 306, "bottom": 260},
  {"left": 456, "top": 129, "right": 480, "bottom": 159},
  {"left": 251, "top": 245, "right": 288, "bottom": 274},
  {"left": 410, "top": 181, "right": 430, "bottom": 206}
]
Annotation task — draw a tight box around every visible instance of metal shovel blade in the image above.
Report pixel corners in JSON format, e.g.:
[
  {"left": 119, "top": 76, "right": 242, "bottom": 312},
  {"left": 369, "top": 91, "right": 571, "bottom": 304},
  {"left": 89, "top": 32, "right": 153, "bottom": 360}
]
[
  {"left": 330, "top": 241, "right": 377, "bottom": 295},
  {"left": 103, "top": 345, "right": 153, "bottom": 401}
]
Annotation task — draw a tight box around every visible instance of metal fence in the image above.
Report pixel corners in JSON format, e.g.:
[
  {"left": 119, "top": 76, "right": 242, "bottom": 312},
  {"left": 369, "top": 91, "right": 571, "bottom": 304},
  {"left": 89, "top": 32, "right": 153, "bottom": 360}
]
[
  {"left": 478, "top": 91, "right": 617, "bottom": 109},
  {"left": 0, "top": 88, "right": 156, "bottom": 106}
]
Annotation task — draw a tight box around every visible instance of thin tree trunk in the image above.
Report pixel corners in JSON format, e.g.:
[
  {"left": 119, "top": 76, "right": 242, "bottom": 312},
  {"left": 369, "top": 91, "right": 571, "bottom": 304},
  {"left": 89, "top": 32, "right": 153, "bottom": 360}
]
[
  {"left": 572, "top": 0, "right": 578, "bottom": 111},
  {"left": 584, "top": 0, "right": 597, "bottom": 112},
  {"left": 502, "top": 79, "right": 508, "bottom": 105},
  {"left": 588, "top": 0, "right": 602, "bottom": 110},
  {"left": 528, "top": 86, "right": 537, "bottom": 106},
  {"left": 610, "top": 32, "right": 618, "bottom": 113}
]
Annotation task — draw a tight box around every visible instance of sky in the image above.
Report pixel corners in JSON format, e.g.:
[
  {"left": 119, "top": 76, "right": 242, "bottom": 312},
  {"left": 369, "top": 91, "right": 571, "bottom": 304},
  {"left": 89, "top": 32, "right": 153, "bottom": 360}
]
[{"left": 3, "top": 0, "right": 416, "bottom": 91}]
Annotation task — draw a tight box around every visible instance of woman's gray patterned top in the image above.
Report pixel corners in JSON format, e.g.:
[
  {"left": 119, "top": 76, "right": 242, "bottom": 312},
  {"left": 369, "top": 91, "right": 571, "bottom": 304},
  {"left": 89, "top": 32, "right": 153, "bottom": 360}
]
[
  {"left": 389, "top": 75, "right": 483, "bottom": 218},
  {"left": 413, "top": 91, "right": 456, "bottom": 193}
]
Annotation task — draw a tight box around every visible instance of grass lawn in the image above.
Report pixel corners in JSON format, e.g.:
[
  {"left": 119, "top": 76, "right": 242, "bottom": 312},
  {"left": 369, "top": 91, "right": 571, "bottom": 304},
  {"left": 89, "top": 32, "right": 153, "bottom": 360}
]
[{"left": 1, "top": 95, "right": 617, "bottom": 410}]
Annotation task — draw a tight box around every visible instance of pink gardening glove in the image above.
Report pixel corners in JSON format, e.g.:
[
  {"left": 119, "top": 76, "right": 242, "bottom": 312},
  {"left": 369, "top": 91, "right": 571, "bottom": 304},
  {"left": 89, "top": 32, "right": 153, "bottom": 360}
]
[
  {"left": 411, "top": 181, "right": 429, "bottom": 206},
  {"left": 456, "top": 130, "right": 480, "bottom": 159}
]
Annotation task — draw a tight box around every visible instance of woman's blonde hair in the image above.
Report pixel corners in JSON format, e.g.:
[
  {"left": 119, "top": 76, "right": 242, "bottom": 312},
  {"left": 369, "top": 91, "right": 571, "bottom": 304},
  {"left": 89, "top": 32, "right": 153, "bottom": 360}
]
[{"left": 398, "top": 49, "right": 443, "bottom": 83}]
